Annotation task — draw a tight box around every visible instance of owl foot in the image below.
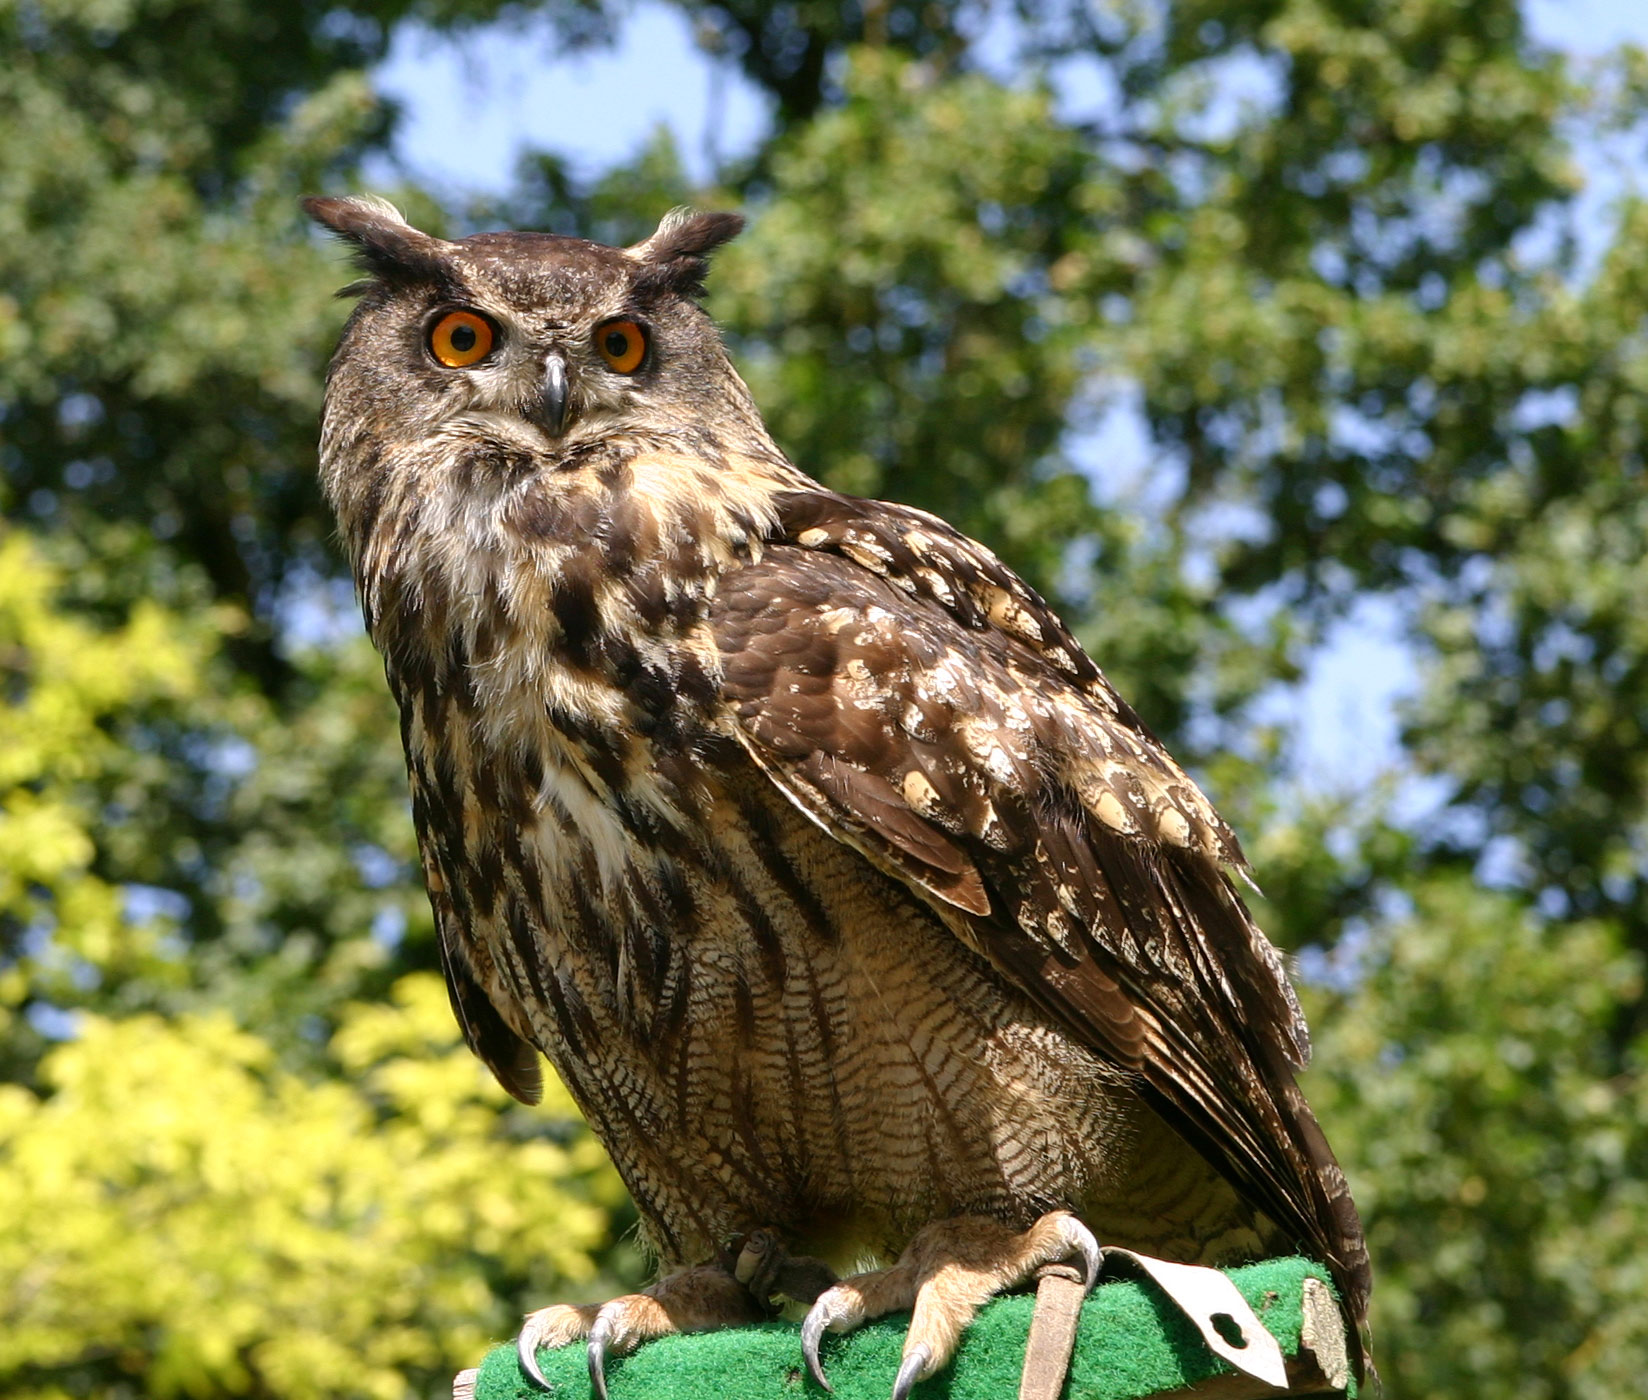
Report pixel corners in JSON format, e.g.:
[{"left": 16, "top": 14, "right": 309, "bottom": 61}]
[
  {"left": 517, "top": 1264, "right": 764, "bottom": 1398},
  {"left": 800, "top": 1211, "right": 1101, "bottom": 1399}
]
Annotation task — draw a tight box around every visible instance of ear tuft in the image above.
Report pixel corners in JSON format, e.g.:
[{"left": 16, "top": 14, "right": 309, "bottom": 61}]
[
  {"left": 301, "top": 195, "right": 453, "bottom": 283},
  {"left": 635, "top": 207, "right": 745, "bottom": 264},
  {"left": 629, "top": 208, "right": 744, "bottom": 297}
]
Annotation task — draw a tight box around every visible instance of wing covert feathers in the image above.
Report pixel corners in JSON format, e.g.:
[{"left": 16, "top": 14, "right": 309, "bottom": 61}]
[{"left": 711, "top": 487, "right": 1368, "bottom": 1342}]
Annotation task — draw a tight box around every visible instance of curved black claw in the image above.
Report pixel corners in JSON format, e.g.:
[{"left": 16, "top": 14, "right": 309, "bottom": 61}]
[
  {"left": 586, "top": 1318, "right": 612, "bottom": 1400},
  {"left": 517, "top": 1333, "right": 550, "bottom": 1391},
  {"left": 891, "top": 1344, "right": 932, "bottom": 1400},
  {"left": 801, "top": 1305, "right": 835, "bottom": 1392}
]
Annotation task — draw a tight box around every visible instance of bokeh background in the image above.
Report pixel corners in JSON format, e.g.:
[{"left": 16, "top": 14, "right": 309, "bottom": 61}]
[{"left": 4, "top": 2, "right": 1648, "bottom": 1396}]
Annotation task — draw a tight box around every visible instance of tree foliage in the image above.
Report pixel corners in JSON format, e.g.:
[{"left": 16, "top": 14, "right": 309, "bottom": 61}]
[
  {"left": 1307, "top": 876, "right": 1648, "bottom": 1396},
  {"left": 3, "top": 1, "right": 1647, "bottom": 1395},
  {"left": 0, "top": 977, "right": 617, "bottom": 1400}
]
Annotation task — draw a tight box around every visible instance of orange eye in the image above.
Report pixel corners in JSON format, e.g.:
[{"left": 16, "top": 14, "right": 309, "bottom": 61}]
[
  {"left": 429, "top": 310, "right": 494, "bottom": 368},
  {"left": 596, "top": 319, "right": 647, "bottom": 374}
]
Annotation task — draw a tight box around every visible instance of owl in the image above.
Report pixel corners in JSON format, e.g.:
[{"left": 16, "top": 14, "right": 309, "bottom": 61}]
[{"left": 303, "top": 196, "right": 1370, "bottom": 1397}]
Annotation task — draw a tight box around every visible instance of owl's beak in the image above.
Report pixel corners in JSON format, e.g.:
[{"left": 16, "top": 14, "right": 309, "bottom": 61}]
[{"left": 532, "top": 350, "right": 571, "bottom": 437}]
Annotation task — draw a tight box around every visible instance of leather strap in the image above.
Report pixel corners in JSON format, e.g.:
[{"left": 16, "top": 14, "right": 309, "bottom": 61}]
[{"left": 1018, "top": 1262, "right": 1086, "bottom": 1400}]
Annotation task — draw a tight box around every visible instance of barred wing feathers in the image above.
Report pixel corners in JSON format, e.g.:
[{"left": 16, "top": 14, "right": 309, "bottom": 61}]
[{"left": 711, "top": 489, "right": 1369, "bottom": 1331}]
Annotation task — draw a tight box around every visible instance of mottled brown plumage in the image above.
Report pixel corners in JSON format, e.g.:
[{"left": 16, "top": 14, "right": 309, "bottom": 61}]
[{"left": 304, "top": 196, "right": 1370, "bottom": 1388}]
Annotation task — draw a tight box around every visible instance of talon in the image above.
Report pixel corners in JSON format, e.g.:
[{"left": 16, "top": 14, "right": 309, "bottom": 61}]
[
  {"left": 801, "top": 1302, "right": 834, "bottom": 1392},
  {"left": 734, "top": 1229, "right": 774, "bottom": 1287},
  {"left": 517, "top": 1330, "right": 550, "bottom": 1391},
  {"left": 1062, "top": 1215, "right": 1103, "bottom": 1290},
  {"left": 587, "top": 1317, "right": 612, "bottom": 1400},
  {"left": 892, "top": 1344, "right": 932, "bottom": 1400}
]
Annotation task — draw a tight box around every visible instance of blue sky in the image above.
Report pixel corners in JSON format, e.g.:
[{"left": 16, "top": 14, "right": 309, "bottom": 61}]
[{"left": 373, "top": 3, "right": 1648, "bottom": 796}]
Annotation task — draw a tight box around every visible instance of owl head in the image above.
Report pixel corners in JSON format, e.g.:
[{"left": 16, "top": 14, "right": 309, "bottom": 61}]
[{"left": 303, "top": 197, "right": 756, "bottom": 545}]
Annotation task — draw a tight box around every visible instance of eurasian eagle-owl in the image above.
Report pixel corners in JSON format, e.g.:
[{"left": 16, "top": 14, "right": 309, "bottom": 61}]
[{"left": 303, "top": 196, "right": 1369, "bottom": 1395}]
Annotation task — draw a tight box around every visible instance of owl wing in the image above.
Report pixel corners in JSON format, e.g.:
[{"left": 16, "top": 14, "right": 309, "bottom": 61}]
[
  {"left": 710, "top": 488, "right": 1368, "bottom": 1326},
  {"left": 434, "top": 904, "right": 545, "bottom": 1106},
  {"left": 405, "top": 758, "right": 545, "bottom": 1107}
]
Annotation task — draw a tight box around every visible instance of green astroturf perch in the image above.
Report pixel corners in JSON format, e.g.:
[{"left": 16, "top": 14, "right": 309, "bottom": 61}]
[{"left": 466, "top": 1259, "right": 1352, "bottom": 1400}]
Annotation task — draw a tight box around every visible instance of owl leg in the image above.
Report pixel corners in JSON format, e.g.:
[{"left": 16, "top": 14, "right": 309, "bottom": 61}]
[
  {"left": 517, "top": 1264, "right": 763, "bottom": 1399},
  {"left": 800, "top": 1211, "right": 1101, "bottom": 1400}
]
